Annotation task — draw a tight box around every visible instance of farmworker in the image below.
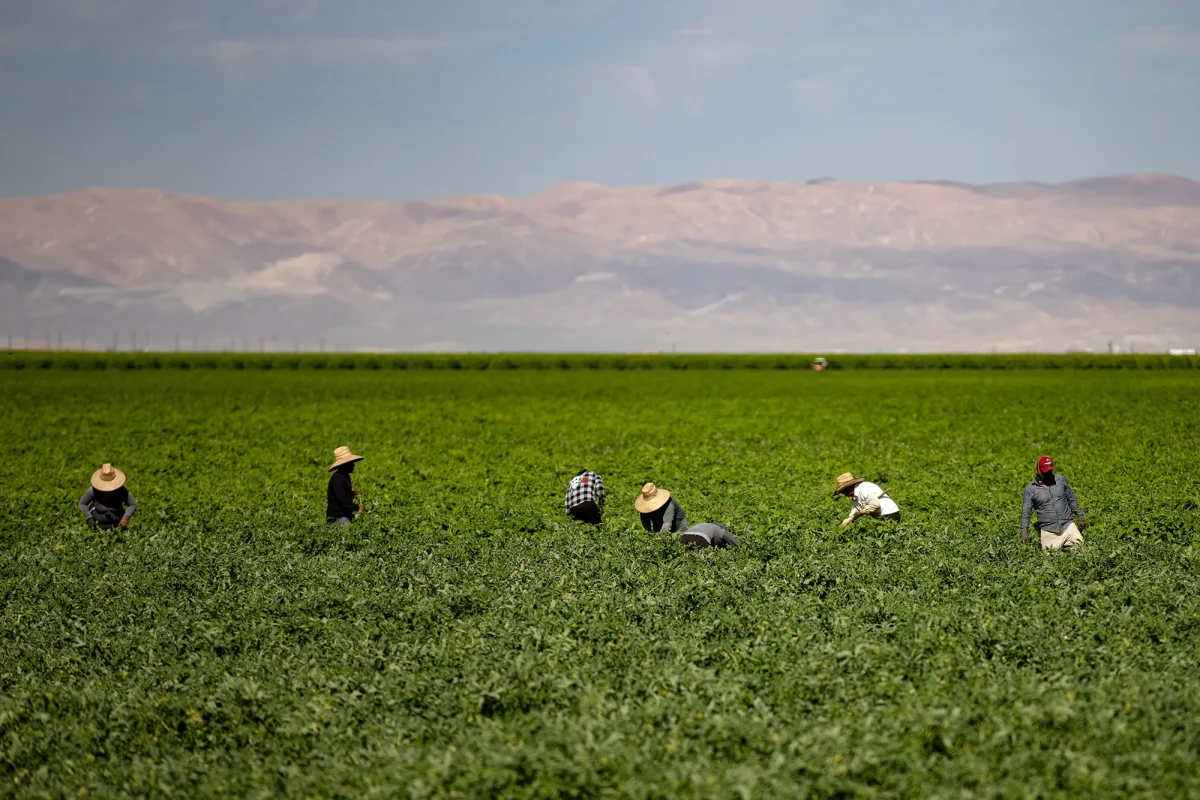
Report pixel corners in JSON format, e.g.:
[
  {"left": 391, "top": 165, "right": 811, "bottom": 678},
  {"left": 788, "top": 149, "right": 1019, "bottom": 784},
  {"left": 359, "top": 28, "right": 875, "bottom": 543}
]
[
  {"left": 832, "top": 472, "right": 900, "bottom": 527},
  {"left": 565, "top": 469, "right": 605, "bottom": 525},
  {"left": 635, "top": 484, "right": 739, "bottom": 549},
  {"left": 1020, "top": 456, "right": 1087, "bottom": 550},
  {"left": 327, "top": 445, "right": 366, "bottom": 525},
  {"left": 79, "top": 463, "right": 137, "bottom": 529},
  {"left": 636, "top": 482, "right": 688, "bottom": 533},
  {"left": 679, "top": 522, "right": 741, "bottom": 550}
]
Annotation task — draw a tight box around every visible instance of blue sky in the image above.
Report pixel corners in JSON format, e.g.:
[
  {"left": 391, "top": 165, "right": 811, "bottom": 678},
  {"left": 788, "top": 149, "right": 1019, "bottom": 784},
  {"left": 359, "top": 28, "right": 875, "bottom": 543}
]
[{"left": 1, "top": 0, "right": 1197, "bottom": 200}]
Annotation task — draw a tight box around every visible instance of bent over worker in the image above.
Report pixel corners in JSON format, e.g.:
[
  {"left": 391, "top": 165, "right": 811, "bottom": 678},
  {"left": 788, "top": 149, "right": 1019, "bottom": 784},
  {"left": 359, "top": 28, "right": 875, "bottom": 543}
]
[
  {"left": 1021, "top": 456, "right": 1086, "bottom": 550},
  {"left": 327, "top": 446, "right": 365, "bottom": 525},
  {"left": 833, "top": 472, "right": 900, "bottom": 527},
  {"left": 679, "top": 522, "right": 741, "bottom": 550},
  {"left": 79, "top": 463, "right": 137, "bottom": 529},
  {"left": 635, "top": 483, "right": 739, "bottom": 549},
  {"left": 565, "top": 469, "right": 605, "bottom": 525}
]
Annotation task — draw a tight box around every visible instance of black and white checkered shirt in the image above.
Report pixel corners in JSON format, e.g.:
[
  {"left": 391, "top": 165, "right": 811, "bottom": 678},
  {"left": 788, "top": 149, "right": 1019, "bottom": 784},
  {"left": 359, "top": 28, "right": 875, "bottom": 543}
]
[{"left": 565, "top": 471, "right": 605, "bottom": 512}]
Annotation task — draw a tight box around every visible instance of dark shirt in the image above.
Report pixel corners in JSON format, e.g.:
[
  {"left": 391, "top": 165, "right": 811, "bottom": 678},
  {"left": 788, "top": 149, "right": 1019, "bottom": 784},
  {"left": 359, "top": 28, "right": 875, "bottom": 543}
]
[
  {"left": 1021, "top": 473, "right": 1084, "bottom": 536},
  {"left": 79, "top": 487, "right": 136, "bottom": 527},
  {"left": 327, "top": 471, "right": 357, "bottom": 521},
  {"left": 640, "top": 497, "right": 688, "bottom": 533}
]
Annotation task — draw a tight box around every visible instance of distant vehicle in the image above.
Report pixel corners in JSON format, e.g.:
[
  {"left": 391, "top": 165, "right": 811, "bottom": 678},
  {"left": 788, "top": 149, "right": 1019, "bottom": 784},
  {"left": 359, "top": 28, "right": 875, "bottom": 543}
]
[
  {"left": 1169, "top": 348, "right": 1196, "bottom": 356},
  {"left": 812, "top": 357, "right": 828, "bottom": 372}
]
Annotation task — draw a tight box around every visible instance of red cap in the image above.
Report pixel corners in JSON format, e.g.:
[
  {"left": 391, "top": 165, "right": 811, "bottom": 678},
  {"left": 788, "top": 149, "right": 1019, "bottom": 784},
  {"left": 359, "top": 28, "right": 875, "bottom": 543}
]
[{"left": 1037, "top": 456, "right": 1054, "bottom": 473}]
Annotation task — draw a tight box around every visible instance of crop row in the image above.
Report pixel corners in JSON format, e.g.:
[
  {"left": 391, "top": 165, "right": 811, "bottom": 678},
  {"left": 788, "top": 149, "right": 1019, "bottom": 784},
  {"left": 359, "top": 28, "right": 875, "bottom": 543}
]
[{"left": 3, "top": 351, "right": 1198, "bottom": 371}]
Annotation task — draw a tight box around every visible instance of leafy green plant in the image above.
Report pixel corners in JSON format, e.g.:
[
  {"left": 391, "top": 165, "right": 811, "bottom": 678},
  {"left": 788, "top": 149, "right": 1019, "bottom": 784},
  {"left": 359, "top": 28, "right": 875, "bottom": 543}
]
[{"left": 0, "top": 368, "right": 1198, "bottom": 797}]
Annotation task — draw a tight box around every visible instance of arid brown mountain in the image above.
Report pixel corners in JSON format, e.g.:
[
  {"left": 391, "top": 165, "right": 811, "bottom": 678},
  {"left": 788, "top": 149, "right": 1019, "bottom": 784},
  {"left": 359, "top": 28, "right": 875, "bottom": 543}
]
[{"left": 1, "top": 174, "right": 1198, "bottom": 352}]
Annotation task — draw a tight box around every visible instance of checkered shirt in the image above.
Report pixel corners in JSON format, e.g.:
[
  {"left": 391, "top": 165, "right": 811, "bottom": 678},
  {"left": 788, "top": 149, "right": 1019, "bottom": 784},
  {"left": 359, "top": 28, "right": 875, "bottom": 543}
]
[{"left": 565, "top": 471, "right": 605, "bottom": 512}]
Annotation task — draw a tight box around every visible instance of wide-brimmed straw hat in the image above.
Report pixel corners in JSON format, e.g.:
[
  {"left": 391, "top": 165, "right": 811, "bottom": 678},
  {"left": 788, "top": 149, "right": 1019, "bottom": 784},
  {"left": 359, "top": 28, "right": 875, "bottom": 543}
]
[
  {"left": 635, "top": 482, "right": 671, "bottom": 513},
  {"left": 832, "top": 472, "right": 866, "bottom": 497},
  {"left": 91, "top": 463, "right": 126, "bottom": 491},
  {"left": 328, "top": 446, "right": 364, "bottom": 471}
]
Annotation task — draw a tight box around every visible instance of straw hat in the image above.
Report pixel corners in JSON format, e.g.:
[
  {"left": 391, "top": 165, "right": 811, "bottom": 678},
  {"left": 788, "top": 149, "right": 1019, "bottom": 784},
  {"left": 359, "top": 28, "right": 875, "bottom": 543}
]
[
  {"left": 328, "top": 445, "right": 364, "bottom": 471},
  {"left": 832, "top": 472, "right": 866, "bottom": 496},
  {"left": 679, "top": 530, "right": 712, "bottom": 549},
  {"left": 91, "top": 463, "right": 126, "bottom": 491},
  {"left": 635, "top": 482, "right": 671, "bottom": 513}
]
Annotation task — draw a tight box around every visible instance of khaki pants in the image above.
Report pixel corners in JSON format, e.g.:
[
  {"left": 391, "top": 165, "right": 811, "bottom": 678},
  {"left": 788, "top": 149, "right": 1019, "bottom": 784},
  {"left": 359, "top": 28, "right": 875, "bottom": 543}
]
[{"left": 1040, "top": 522, "right": 1082, "bottom": 551}]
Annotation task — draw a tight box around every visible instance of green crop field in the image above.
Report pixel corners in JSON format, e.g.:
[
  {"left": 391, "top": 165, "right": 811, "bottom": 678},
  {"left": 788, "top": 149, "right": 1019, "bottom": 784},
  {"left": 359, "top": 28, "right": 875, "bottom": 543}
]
[{"left": 2, "top": 368, "right": 1199, "bottom": 798}]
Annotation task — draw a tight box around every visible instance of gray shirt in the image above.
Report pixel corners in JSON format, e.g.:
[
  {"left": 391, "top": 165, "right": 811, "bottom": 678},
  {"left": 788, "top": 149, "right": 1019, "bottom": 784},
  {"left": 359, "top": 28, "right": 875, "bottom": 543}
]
[
  {"left": 79, "top": 487, "right": 137, "bottom": 526},
  {"left": 1020, "top": 474, "right": 1083, "bottom": 537}
]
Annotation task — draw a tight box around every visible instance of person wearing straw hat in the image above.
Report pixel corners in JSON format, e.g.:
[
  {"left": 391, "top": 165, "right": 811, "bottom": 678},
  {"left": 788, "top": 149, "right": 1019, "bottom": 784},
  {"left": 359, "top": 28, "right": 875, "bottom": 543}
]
[
  {"left": 1021, "top": 456, "right": 1086, "bottom": 550},
  {"left": 636, "top": 483, "right": 688, "bottom": 534},
  {"left": 78, "top": 463, "right": 137, "bottom": 529},
  {"left": 635, "top": 483, "right": 740, "bottom": 549},
  {"left": 327, "top": 446, "right": 365, "bottom": 525},
  {"left": 833, "top": 472, "right": 900, "bottom": 527}
]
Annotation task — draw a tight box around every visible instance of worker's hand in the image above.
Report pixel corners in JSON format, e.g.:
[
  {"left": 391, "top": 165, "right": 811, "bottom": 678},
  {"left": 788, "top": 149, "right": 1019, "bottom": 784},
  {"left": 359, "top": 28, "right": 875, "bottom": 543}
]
[
  {"left": 358, "top": 504, "right": 366, "bottom": 514},
  {"left": 1078, "top": 519, "right": 1088, "bottom": 530},
  {"left": 662, "top": 525, "right": 672, "bottom": 533},
  {"left": 839, "top": 518, "right": 853, "bottom": 528},
  {"left": 119, "top": 519, "right": 128, "bottom": 528},
  {"left": 354, "top": 490, "right": 361, "bottom": 497},
  {"left": 1021, "top": 531, "right": 1029, "bottom": 543}
]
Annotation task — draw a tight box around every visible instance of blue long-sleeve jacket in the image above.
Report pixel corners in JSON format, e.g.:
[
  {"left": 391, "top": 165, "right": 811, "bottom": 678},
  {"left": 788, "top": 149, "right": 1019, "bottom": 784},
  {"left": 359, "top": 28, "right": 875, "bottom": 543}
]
[{"left": 1021, "top": 474, "right": 1083, "bottom": 537}]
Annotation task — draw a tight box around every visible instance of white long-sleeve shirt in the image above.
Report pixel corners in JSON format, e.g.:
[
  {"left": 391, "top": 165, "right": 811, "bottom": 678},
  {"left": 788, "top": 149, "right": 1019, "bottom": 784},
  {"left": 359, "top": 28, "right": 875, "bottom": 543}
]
[{"left": 852, "top": 482, "right": 899, "bottom": 517}]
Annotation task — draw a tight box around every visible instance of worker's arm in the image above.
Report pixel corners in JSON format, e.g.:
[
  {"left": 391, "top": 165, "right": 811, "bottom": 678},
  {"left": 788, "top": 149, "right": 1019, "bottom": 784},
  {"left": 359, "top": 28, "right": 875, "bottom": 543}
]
[
  {"left": 660, "top": 499, "right": 676, "bottom": 532},
  {"left": 78, "top": 488, "right": 94, "bottom": 521},
  {"left": 1020, "top": 486, "right": 1033, "bottom": 542},
  {"left": 121, "top": 491, "right": 137, "bottom": 521},
  {"left": 1063, "top": 477, "right": 1085, "bottom": 528},
  {"left": 672, "top": 502, "right": 688, "bottom": 533},
  {"left": 841, "top": 490, "right": 881, "bottom": 527}
]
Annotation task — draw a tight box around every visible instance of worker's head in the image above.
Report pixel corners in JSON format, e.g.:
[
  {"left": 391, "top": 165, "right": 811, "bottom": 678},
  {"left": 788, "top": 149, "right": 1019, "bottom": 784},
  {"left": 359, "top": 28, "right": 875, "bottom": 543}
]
[
  {"left": 832, "top": 472, "right": 863, "bottom": 498},
  {"left": 1036, "top": 456, "right": 1054, "bottom": 478},
  {"left": 328, "top": 446, "right": 363, "bottom": 473}
]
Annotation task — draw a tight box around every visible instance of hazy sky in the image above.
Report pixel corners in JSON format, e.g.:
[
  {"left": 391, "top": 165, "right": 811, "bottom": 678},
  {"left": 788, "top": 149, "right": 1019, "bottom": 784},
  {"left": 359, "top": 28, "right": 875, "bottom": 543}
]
[{"left": 1, "top": 0, "right": 1197, "bottom": 200}]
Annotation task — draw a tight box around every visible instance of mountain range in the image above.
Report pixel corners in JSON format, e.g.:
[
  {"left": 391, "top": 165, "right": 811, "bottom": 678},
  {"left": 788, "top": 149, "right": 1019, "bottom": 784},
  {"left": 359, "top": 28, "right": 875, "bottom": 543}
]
[{"left": 2, "top": 173, "right": 1198, "bottom": 353}]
